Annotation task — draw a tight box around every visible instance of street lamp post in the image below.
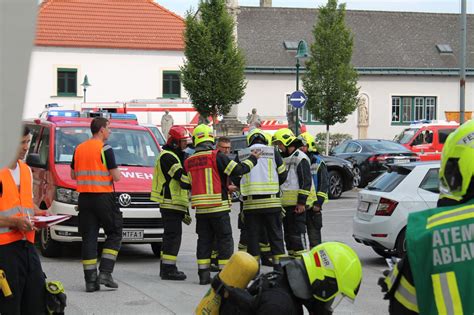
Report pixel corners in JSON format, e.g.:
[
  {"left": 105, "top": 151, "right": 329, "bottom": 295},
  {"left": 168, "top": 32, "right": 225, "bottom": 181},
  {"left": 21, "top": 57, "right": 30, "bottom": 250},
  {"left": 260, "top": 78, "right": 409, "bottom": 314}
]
[
  {"left": 81, "top": 75, "right": 91, "bottom": 103},
  {"left": 294, "top": 40, "right": 309, "bottom": 136}
]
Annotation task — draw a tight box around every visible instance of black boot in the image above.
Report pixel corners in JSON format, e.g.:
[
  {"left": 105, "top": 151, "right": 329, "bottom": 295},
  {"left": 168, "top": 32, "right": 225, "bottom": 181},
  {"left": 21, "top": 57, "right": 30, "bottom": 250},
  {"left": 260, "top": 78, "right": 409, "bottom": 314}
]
[
  {"left": 161, "top": 264, "right": 187, "bottom": 281},
  {"left": 198, "top": 269, "right": 211, "bottom": 285},
  {"left": 85, "top": 270, "right": 100, "bottom": 293},
  {"left": 261, "top": 253, "right": 273, "bottom": 267},
  {"left": 99, "top": 272, "right": 119, "bottom": 289}
]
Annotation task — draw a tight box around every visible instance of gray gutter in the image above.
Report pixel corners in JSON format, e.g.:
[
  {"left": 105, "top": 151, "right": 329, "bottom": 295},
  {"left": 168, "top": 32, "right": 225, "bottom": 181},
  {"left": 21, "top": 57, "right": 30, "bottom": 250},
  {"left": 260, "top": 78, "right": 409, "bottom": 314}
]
[{"left": 245, "top": 66, "right": 474, "bottom": 76}]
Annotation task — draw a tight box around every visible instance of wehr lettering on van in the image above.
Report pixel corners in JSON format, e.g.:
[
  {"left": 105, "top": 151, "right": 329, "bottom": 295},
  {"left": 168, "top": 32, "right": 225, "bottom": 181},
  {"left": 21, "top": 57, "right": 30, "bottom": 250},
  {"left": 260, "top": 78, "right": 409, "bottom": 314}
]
[{"left": 121, "top": 171, "right": 153, "bottom": 180}]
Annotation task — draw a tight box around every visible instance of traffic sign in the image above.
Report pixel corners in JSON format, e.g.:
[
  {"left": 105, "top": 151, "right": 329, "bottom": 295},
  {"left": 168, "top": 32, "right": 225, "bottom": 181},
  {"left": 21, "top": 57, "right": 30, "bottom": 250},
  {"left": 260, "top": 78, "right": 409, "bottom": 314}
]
[{"left": 289, "top": 91, "right": 307, "bottom": 109}]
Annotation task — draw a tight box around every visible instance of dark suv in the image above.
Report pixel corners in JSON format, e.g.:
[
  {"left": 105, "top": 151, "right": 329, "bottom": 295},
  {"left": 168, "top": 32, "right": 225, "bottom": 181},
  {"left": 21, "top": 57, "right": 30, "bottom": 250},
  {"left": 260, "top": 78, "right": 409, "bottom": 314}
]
[{"left": 225, "top": 135, "right": 353, "bottom": 199}]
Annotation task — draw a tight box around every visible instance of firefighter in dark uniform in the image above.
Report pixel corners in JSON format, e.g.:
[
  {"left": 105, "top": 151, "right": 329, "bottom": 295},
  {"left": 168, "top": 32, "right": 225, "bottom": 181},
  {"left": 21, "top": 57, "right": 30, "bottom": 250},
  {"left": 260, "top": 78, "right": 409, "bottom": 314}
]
[
  {"left": 272, "top": 128, "right": 313, "bottom": 257},
  {"left": 298, "top": 132, "right": 329, "bottom": 247},
  {"left": 215, "top": 242, "right": 363, "bottom": 315},
  {"left": 184, "top": 124, "right": 261, "bottom": 285},
  {"left": 151, "top": 125, "right": 191, "bottom": 281},
  {"left": 379, "top": 120, "right": 474, "bottom": 314},
  {"left": 231, "top": 128, "right": 288, "bottom": 270},
  {"left": 71, "top": 117, "right": 122, "bottom": 292},
  {"left": 0, "top": 126, "right": 49, "bottom": 314}
]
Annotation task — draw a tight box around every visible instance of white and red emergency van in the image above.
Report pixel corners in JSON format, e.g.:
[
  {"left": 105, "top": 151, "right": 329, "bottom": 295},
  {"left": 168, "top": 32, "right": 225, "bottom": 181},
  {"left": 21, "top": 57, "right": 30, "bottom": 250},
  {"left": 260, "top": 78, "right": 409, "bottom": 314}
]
[
  {"left": 24, "top": 110, "right": 163, "bottom": 257},
  {"left": 394, "top": 120, "right": 459, "bottom": 161}
]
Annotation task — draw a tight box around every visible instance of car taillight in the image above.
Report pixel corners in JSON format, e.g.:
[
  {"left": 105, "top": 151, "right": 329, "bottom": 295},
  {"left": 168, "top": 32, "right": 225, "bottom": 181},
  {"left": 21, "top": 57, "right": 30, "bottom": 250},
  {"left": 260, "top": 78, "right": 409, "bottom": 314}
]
[
  {"left": 368, "top": 154, "right": 388, "bottom": 162},
  {"left": 375, "top": 197, "right": 398, "bottom": 216}
]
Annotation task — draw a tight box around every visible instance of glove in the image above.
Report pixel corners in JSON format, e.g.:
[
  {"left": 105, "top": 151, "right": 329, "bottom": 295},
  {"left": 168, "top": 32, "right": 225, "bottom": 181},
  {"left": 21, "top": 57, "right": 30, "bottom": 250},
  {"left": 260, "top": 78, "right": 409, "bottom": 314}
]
[
  {"left": 46, "top": 281, "right": 67, "bottom": 314},
  {"left": 182, "top": 210, "right": 192, "bottom": 225},
  {"left": 378, "top": 269, "right": 390, "bottom": 293}
]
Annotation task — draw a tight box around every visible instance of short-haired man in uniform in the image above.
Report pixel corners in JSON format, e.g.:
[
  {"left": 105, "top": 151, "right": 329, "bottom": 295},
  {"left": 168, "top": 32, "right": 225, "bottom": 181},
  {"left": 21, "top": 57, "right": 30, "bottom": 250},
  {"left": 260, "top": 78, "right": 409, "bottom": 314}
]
[
  {"left": 185, "top": 124, "right": 261, "bottom": 285},
  {"left": 71, "top": 117, "right": 122, "bottom": 292},
  {"left": 0, "top": 126, "right": 50, "bottom": 314}
]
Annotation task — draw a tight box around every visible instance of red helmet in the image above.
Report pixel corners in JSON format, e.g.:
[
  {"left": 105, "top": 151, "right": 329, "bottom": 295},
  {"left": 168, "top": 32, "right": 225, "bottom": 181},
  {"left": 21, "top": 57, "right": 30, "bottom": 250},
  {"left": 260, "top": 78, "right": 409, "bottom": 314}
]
[{"left": 167, "top": 126, "right": 189, "bottom": 145}]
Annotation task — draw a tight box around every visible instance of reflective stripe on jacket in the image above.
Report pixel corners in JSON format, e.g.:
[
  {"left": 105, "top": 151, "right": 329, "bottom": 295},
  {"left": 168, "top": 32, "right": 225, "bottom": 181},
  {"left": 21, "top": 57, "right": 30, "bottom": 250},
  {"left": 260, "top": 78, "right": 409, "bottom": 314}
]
[
  {"left": 0, "top": 161, "right": 35, "bottom": 245},
  {"left": 281, "top": 149, "right": 314, "bottom": 206},
  {"left": 185, "top": 150, "right": 222, "bottom": 209},
  {"left": 151, "top": 150, "right": 189, "bottom": 211},
  {"left": 74, "top": 139, "right": 113, "bottom": 193}
]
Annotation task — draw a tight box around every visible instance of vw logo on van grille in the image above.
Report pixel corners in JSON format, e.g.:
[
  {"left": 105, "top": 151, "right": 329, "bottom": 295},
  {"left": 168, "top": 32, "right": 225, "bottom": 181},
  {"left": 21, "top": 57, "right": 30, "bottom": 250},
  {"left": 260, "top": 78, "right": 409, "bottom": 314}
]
[{"left": 118, "top": 193, "right": 132, "bottom": 207}]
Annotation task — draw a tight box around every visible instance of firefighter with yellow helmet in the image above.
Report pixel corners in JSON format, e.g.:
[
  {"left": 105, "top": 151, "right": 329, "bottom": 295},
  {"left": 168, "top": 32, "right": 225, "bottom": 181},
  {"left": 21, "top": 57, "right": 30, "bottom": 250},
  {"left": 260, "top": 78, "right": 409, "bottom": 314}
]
[
  {"left": 184, "top": 124, "right": 261, "bottom": 285},
  {"left": 298, "top": 132, "right": 329, "bottom": 247},
  {"left": 214, "top": 242, "right": 363, "bottom": 314},
  {"left": 379, "top": 120, "right": 474, "bottom": 314},
  {"left": 272, "top": 128, "right": 313, "bottom": 256},
  {"left": 231, "top": 128, "right": 288, "bottom": 270}
]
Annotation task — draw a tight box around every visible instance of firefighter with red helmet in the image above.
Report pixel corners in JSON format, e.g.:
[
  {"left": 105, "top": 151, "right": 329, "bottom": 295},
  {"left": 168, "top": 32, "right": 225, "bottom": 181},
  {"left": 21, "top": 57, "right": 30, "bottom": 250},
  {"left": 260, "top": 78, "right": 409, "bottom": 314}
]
[
  {"left": 185, "top": 124, "right": 261, "bottom": 285},
  {"left": 151, "top": 126, "right": 191, "bottom": 280}
]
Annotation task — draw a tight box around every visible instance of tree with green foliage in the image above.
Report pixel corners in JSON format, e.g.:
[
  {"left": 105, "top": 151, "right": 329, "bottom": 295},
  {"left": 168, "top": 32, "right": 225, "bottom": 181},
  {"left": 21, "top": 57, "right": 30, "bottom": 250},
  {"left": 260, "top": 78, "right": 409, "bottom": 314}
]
[
  {"left": 303, "top": 0, "right": 359, "bottom": 154},
  {"left": 181, "top": 0, "right": 246, "bottom": 129}
]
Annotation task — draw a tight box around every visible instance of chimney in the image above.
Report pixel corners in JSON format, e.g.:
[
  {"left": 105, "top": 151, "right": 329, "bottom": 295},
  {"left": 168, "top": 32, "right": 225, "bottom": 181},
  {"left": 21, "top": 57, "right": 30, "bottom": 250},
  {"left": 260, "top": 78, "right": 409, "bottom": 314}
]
[{"left": 260, "top": 0, "right": 272, "bottom": 7}]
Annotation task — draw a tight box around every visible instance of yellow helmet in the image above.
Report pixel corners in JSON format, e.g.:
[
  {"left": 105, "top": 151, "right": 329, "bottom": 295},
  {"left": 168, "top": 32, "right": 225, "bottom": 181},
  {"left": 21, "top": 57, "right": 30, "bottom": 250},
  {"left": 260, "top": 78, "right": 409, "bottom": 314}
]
[
  {"left": 272, "top": 128, "right": 296, "bottom": 147},
  {"left": 439, "top": 120, "right": 473, "bottom": 200},
  {"left": 264, "top": 132, "right": 273, "bottom": 146},
  {"left": 247, "top": 128, "right": 267, "bottom": 146},
  {"left": 298, "top": 132, "right": 317, "bottom": 152},
  {"left": 301, "top": 242, "right": 362, "bottom": 303},
  {"left": 192, "top": 124, "right": 214, "bottom": 146}
]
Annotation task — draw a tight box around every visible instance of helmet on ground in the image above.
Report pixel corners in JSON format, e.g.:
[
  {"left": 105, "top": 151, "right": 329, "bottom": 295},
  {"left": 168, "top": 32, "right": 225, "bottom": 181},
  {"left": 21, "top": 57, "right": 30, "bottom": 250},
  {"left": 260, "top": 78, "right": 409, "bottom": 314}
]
[
  {"left": 167, "top": 126, "right": 189, "bottom": 146},
  {"left": 247, "top": 128, "right": 267, "bottom": 146},
  {"left": 298, "top": 132, "right": 317, "bottom": 152},
  {"left": 439, "top": 120, "right": 474, "bottom": 200},
  {"left": 301, "top": 242, "right": 362, "bottom": 304},
  {"left": 192, "top": 124, "right": 214, "bottom": 146},
  {"left": 272, "top": 128, "right": 296, "bottom": 147}
]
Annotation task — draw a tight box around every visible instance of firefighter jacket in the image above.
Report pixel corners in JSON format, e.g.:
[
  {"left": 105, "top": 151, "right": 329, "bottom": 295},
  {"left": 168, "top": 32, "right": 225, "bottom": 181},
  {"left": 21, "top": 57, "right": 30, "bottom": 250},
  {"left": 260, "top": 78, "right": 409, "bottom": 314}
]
[
  {"left": 404, "top": 199, "right": 474, "bottom": 315},
  {"left": 307, "top": 152, "right": 329, "bottom": 207},
  {"left": 280, "top": 149, "right": 313, "bottom": 207},
  {"left": 185, "top": 143, "right": 257, "bottom": 215},
  {"left": 233, "top": 144, "right": 287, "bottom": 212},
  {"left": 74, "top": 139, "right": 113, "bottom": 193},
  {"left": 151, "top": 146, "right": 191, "bottom": 212},
  {"left": 0, "top": 161, "right": 35, "bottom": 245}
]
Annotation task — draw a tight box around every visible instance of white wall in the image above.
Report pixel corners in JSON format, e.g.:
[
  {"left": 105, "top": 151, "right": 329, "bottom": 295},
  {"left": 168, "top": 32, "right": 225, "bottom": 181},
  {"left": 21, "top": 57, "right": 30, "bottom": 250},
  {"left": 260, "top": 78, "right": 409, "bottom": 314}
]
[
  {"left": 24, "top": 47, "right": 186, "bottom": 119},
  {"left": 240, "top": 73, "right": 474, "bottom": 140}
]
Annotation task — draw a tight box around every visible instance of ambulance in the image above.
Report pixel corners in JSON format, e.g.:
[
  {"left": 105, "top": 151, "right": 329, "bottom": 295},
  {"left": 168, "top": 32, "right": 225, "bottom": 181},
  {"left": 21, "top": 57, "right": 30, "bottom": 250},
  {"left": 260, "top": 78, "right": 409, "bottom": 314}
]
[
  {"left": 394, "top": 120, "right": 458, "bottom": 161},
  {"left": 24, "top": 109, "right": 163, "bottom": 257}
]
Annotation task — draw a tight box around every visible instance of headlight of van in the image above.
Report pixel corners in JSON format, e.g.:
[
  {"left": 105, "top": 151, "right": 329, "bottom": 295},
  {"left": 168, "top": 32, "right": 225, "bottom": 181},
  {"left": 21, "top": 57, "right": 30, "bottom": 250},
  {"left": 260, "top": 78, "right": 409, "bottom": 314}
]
[{"left": 56, "top": 187, "right": 79, "bottom": 205}]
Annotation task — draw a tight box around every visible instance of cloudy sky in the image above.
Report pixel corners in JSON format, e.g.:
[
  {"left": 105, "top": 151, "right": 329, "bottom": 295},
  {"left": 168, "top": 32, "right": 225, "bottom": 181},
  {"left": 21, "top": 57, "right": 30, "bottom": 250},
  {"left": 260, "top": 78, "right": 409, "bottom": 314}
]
[{"left": 158, "top": 0, "right": 473, "bottom": 17}]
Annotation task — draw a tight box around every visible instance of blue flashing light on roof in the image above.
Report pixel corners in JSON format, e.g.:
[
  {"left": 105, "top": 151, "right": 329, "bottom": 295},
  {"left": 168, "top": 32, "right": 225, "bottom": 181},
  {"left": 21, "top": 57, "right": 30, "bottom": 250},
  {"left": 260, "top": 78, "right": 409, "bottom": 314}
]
[
  {"left": 47, "top": 110, "right": 81, "bottom": 118},
  {"left": 110, "top": 113, "right": 137, "bottom": 120}
]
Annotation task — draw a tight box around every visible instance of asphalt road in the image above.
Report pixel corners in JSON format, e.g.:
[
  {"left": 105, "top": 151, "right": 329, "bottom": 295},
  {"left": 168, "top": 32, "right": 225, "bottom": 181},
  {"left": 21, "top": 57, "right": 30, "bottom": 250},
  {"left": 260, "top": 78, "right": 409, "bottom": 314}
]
[{"left": 40, "top": 190, "right": 390, "bottom": 314}]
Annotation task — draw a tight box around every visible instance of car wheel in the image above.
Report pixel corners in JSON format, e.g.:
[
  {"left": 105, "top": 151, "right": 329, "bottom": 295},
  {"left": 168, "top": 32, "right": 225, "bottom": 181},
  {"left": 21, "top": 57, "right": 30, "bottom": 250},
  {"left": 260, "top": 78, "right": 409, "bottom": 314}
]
[
  {"left": 352, "top": 165, "right": 361, "bottom": 188},
  {"left": 40, "top": 227, "right": 62, "bottom": 257},
  {"left": 395, "top": 229, "right": 407, "bottom": 258},
  {"left": 372, "top": 247, "right": 393, "bottom": 258},
  {"left": 151, "top": 243, "right": 162, "bottom": 258},
  {"left": 328, "top": 170, "right": 343, "bottom": 199}
]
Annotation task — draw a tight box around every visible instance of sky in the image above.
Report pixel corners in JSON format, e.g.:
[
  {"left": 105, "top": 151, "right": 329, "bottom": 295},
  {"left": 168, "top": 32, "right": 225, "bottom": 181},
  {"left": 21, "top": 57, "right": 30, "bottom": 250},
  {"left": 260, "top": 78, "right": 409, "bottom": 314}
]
[{"left": 157, "top": 0, "right": 473, "bottom": 17}]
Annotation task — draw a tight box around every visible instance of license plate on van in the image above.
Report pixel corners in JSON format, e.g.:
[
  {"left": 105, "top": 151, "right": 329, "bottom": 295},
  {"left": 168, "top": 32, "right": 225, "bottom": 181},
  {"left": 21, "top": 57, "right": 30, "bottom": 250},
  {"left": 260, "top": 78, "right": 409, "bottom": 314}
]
[
  {"left": 122, "top": 230, "right": 144, "bottom": 240},
  {"left": 358, "top": 201, "right": 370, "bottom": 212}
]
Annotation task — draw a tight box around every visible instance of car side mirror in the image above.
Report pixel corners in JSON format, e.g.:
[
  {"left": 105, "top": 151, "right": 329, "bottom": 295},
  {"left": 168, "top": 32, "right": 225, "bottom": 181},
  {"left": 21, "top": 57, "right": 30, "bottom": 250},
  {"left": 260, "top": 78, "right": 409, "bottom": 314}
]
[{"left": 26, "top": 153, "right": 45, "bottom": 168}]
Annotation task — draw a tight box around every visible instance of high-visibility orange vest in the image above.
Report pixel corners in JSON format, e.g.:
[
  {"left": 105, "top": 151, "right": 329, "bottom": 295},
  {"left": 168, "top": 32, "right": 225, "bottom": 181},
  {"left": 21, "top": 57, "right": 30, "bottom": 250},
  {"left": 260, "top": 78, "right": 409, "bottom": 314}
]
[
  {"left": 184, "top": 150, "right": 222, "bottom": 208},
  {"left": 74, "top": 139, "right": 113, "bottom": 193},
  {"left": 0, "top": 161, "right": 35, "bottom": 245}
]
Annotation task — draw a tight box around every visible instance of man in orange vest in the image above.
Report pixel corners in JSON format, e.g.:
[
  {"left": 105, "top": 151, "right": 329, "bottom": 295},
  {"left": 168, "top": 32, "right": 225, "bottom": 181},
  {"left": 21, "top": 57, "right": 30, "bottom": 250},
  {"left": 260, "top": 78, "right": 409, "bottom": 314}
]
[
  {"left": 185, "top": 124, "right": 261, "bottom": 285},
  {"left": 71, "top": 117, "right": 122, "bottom": 292},
  {"left": 0, "top": 126, "right": 50, "bottom": 314}
]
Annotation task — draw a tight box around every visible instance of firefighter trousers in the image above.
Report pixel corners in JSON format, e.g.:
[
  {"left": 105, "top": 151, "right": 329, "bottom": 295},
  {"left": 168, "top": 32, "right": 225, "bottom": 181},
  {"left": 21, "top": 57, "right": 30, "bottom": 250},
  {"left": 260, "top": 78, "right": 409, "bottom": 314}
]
[
  {"left": 282, "top": 206, "right": 307, "bottom": 254},
  {"left": 244, "top": 211, "right": 285, "bottom": 264},
  {"left": 306, "top": 210, "right": 323, "bottom": 248},
  {"left": 196, "top": 212, "right": 233, "bottom": 270},
  {"left": 0, "top": 241, "right": 46, "bottom": 315},
  {"left": 160, "top": 208, "right": 185, "bottom": 266},
  {"left": 78, "top": 193, "right": 123, "bottom": 280}
]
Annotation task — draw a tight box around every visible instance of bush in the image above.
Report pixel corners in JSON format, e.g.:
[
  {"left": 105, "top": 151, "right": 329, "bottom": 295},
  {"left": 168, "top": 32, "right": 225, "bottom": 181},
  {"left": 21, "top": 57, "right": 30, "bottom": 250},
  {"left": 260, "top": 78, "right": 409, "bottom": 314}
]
[{"left": 314, "top": 132, "right": 352, "bottom": 153}]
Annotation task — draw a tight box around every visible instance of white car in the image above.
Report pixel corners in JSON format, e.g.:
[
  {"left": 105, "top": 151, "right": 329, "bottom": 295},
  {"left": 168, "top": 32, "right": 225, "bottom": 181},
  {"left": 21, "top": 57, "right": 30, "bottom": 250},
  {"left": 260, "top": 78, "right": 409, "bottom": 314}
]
[{"left": 352, "top": 161, "right": 440, "bottom": 257}]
